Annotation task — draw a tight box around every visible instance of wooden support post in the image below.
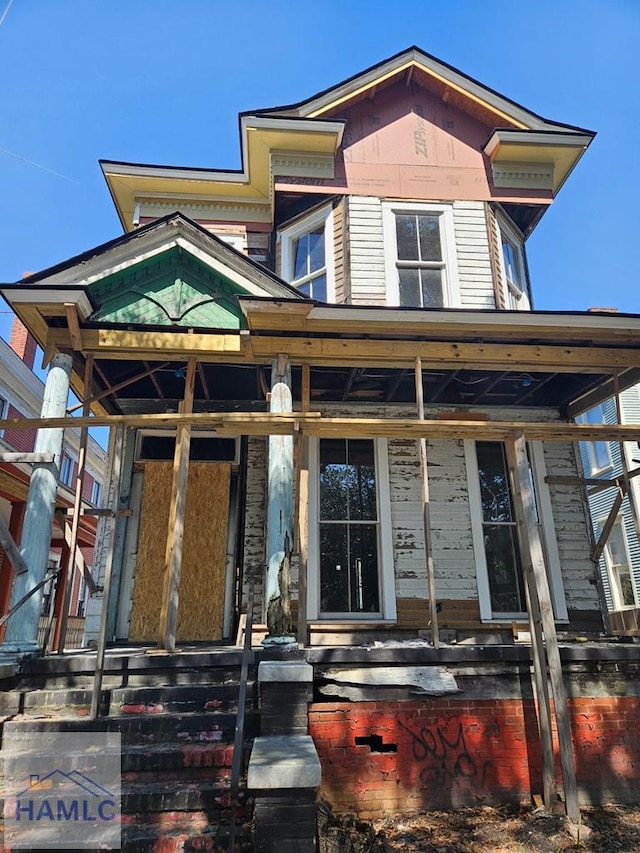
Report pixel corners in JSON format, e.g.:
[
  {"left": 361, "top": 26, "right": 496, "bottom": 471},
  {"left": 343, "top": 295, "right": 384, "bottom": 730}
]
[
  {"left": 296, "top": 435, "right": 309, "bottom": 647},
  {"left": 1, "top": 352, "right": 73, "bottom": 656},
  {"left": 58, "top": 355, "right": 93, "bottom": 653},
  {"left": 265, "top": 354, "right": 294, "bottom": 639},
  {"left": 159, "top": 358, "right": 197, "bottom": 651},
  {"left": 91, "top": 424, "right": 125, "bottom": 719},
  {"left": 51, "top": 539, "right": 71, "bottom": 653},
  {"left": 506, "top": 433, "right": 579, "bottom": 823},
  {"left": 415, "top": 358, "right": 439, "bottom": 647},
  {"left": 0, "top": 512, "right": 30, "bottom": 576},
  {"left": 505, "top": 444, "right": 557, "bottom": 810}
]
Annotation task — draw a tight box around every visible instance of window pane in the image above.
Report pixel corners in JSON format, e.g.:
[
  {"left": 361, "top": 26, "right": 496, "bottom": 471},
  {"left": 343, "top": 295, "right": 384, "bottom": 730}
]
[
  {"left": 347, "top": 440, "right": 377, "bottom": 521},
  {"left": 349, "top": 525, "right": 380, "bottom": 612},
  {"left": 298, "top": 281, "right": 312, "bottom": 297},
  {"left": 320, "top": 439, "right": 348, "bottom": 520},
  {"left": 484, "top": 525, "right": 526, "bottom": 612},
  {"left": 614, "top": 566, "right": 635, "bottom": 607},
  {"left": 293, "top": 234, "right": 309, "bottom": 279},
  {"left": 308, "top": 228, "right": 325, "bottom": 273},
  {"left": 501, "top": 239, "right": 520, "bottom": 286},
  {"left": 420, "top": 269, "right": 444, "bottom": 308},
  {"left": 398, "top": 268, "right": 420, "bottom": 306},
  {"left": 608, "top": 524, "right": 627, "bottom": 566},
  {"left": 476, "top": 442, "right": 514, "bottom": 522},
  {"left": 320, "top": 523, "right": 349, "bottom": 612},
  {"left": 311, "top": 273, "right": 327, "bottom": 302},
  {"left": 395, "top": 215, "right": 419, "bottom": 260},
  {"left": 418, "top": 215, "right": 441, "bottom": 261}
]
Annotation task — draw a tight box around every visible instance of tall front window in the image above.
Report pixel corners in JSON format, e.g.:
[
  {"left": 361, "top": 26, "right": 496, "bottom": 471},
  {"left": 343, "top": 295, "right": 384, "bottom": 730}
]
[
  {"left": 476, "top": 441, "right": 526, "bottom": 614},
  {"left": 498, "top": 217, "right": 529, "bottom": 310},
  {"left": 319, "top": 438, "right": 380, "bottom": 615},
  {"left": 279, "top": 205, "right": 333, "bottom": 302},
  {"left": 383, "top": 202, "right": 457, "bottom": 308}
]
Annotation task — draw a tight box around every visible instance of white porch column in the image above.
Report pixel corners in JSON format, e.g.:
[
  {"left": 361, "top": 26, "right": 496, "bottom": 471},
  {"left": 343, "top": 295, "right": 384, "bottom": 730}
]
[
  {"left": 1, "top": 352, "right": 72, "bottom": 656},
  {"left": 265, "top": 354, "right": 294, "bottom": 640}
]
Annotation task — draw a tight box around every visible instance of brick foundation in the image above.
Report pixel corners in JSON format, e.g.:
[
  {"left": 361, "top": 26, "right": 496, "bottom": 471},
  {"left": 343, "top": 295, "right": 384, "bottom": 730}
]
[{"left": 309, "top": 697, "right": 640, "bottom": 817}]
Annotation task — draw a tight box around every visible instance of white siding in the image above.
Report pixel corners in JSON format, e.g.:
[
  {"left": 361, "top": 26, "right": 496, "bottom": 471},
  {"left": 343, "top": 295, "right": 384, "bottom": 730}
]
[
  {"left": 347, "top": 196, "right": 387, "bottom": 305},
  {"left": 453, "top": 201, "right": 495, "bottom": 309}
]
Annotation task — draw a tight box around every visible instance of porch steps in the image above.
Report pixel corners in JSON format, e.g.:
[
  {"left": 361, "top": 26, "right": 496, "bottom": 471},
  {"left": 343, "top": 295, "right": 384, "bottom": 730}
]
[{"left": 0, "top": 651, "right": 259, "bottom": 852}]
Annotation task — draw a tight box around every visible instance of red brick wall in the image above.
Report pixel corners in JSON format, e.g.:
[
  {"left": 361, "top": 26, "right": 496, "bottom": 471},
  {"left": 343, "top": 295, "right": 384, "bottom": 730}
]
[
  {"left": 309, "top": 698, "right": 640, "bottom": 817},
  {"left": 4, "top": 405, "right": 36, "bottom": 452}
]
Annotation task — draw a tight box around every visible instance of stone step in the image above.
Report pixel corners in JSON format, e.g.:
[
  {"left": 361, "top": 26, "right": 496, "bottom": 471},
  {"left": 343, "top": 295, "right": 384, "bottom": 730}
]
[
  {"left": 122, "top": 777, "right": 236, "bottom": 814},
  {"left": 0, "top": 682, "right": 256, "bottom": 715},
  {"left": 121, "top": 811, "right": 252, "bottom": 853},
  {"left": 2, "top": 709, "right": 259, "bottom": 744}
]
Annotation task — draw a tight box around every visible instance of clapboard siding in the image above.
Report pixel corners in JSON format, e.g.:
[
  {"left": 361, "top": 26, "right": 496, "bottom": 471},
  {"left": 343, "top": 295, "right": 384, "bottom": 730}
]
[
  {"left": 453, "top": 201, "right": 495, "bottom": 308},
  {"left": 333, "top": 197, "right": 347, "bottom": 303},
  {"left": 347, "top": 196, "right": 387, "bottom": 305}
]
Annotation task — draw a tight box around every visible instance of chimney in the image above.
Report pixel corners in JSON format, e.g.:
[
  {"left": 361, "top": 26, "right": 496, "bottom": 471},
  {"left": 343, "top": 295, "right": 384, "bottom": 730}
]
[{"left": 9, "top": 317, "right": 37, "bottom": 370}]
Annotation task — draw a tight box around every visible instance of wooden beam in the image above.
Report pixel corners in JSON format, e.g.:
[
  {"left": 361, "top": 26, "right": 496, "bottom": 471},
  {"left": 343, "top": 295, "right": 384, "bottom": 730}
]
[
  {"left": 592, "top": 487, "right": 625, "bottom": 564},
  {"left": 0, "top": 411, "right": 638, "bottom": 443},
  {"left": 0, "top": 452, "right": 54, "bottom": 464},
  {"left": 0, "top": 513, "right": 29, "bottom": 575},
  {"left": 67, "top": 362, "right": 170, "bottom": 414},
  {"left": 159, "top": 357, "right": 197, "bottom": 651},
  {"left": 301, "top": 363, "right": 310, "bottom": 412},
  {"left": 415, "top": 358, "right": 439, "bottom": 648},
  {"left": 57, "top": 354, "right": 93, "bottom": 653},
  {"left": 47, "top": 328, "right": 242, "bottom": 361},
  {"left": 54, "top": 509, "right": 99, "bottom": 595},
  {"left": 249, "top": 335, "right": 640, "bottom": 373},
  {"left": 64, "top": 303, "right": 83, "bottom": 352},
  {"left": 505, "top": 433, "right": 579, "bottom": 823}
]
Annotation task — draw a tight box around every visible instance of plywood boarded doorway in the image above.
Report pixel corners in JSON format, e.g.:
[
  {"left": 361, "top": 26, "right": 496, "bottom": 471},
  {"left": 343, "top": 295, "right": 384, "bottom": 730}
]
[{"left": 129, "top": 461, "right": 230, "bottom": 642}]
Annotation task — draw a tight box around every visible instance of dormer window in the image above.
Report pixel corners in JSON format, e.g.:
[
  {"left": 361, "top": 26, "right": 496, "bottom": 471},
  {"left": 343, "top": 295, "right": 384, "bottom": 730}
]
[
  {"left": 383, "top": 202, "right": 459, "bottom": 308},
  {"left": 280, "top": 205, "right": 334, "bottom": 302},
  {"left": 498, "top": 217, "right": 530, "bottom": 310}
]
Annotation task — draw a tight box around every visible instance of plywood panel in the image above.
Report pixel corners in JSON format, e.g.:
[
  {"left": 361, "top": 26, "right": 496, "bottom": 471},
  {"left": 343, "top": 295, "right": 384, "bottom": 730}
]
[{"left": 129, "top": 462, "right": 230, "bottom": 642}]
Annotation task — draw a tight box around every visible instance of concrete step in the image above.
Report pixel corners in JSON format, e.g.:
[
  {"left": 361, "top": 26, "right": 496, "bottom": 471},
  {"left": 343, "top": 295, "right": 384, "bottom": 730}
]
[
  {"left": 0, "top": 681, "right": 257, "bottom": 714},
  {"left": 2, "top": 709, "right": 259, "bottom": 744}
]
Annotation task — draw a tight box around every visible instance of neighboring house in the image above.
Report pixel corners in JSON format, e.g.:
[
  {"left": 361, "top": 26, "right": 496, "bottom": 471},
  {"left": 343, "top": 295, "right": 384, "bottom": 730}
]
[
  {"left": 0, "top": 318, "right": 107, "bottom": 648},
  {"left": 2, "top": 46, "right": 634, "bottom": 650},
  {"left": 577, "top": 387, "right": 640, "bottom": 625}
]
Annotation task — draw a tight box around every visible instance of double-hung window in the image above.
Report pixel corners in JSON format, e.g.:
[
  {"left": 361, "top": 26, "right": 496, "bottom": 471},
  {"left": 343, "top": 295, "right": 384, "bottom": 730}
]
[
  {"left": 60, "top": 453, "right": 74, "bottom": 487},
  {"left": 498, "top": 217, "right": 529, "bottom": 310},
  {"left": 383, "top": 202, "right": 458, "bottom": 308},
  {"left": 308, "top": 437, "right": 395, "bottom": 620},
  {"left": 280, "top": 205, "right": 334, "bottom": 301}
]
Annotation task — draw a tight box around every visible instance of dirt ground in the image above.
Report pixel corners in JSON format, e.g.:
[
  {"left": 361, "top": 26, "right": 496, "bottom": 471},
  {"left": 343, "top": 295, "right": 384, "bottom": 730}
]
[{"left": 370, "top": 804, "right": 640, "bottom": 853}]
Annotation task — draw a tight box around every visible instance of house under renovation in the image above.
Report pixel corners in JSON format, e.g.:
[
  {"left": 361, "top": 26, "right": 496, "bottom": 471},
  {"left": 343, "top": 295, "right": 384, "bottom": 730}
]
[{"left": 1, "top": 46, "right": 640, "bottom": 851}]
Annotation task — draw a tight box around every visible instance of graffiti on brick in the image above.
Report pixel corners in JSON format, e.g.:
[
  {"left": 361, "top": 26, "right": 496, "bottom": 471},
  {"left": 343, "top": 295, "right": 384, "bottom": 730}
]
[{"left": 398, "top": 717, "right": 492, "bottom": 789}]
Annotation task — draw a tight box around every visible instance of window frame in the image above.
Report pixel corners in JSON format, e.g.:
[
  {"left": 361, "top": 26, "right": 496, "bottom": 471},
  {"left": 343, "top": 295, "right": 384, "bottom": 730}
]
[
  {"left": 383, "top": 201, "right": 459, "bottom": 309},
  {"left": 599, "top": 516, "right": 637, "bottom": 611},
  {"left": 307, "top": 437, "right": 396, "bottom": 621},
  {"left": 59, "top": 452, "right": 74, "bottom": 488},
  {"left": 279, "top": 204, "right": 335, "bottom": 302},
  {"left": 497, "top": 215, "right": 530, "bottom": 311},
  {"left": 90, "top": 479, "right": 102, "bottom": 507},
  {"left": 465, "top": 439, "right": 568, "bottom": 622},
  {"left": 0, "top": 394, "right": 7, "bottom": 438}
]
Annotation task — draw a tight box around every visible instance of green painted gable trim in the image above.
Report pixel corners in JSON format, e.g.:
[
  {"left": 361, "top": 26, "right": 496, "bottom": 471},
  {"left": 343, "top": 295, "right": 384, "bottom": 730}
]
[{"left": 87, "top": 246, "right": 250, "bottom": 329}]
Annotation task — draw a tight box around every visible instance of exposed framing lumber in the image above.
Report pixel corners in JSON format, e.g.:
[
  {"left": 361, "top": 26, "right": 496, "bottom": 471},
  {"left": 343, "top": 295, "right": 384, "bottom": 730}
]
[
  {"left": 296, "top": 434, "right": 309, "bottom": 647},
  {"left": 506, "top": 433, "right": 579, "bottom": 822},
  {"left": 64, "top": 303, "right": 83, "bottom": 352},
  {"left": 384, "top": 368, "right": 407, "bottom": 402},
  {"left": 91, "top": 423, "right": 125, "bottom": 719},
  {"left": 0, "top": 452, "right": 54, "bottom": 464},
  {"left": 1, "top": 412, "right": 638, "bottom": 443},
  {"left": 54, "top": 509, "right": 99, "bottom": 595},
  {"left": 613, "top": 372, "right": 640, "bottom": 565},
  {"left": 57, "top": 354, "right": 93, "bottom": 653},
  {"left": 0, "top": 513, "right": 29, "bottom": 575},
  {"left": 67, "top": 362, "right": 170, "bottom": 414},
  {"left": 415, "top": 358, "right": 439, "bottom": 648},
  {"left": 592, "top": 487, "right": 625, "bottom": 564},
  {"left": 159, "top": 357, "right": 197, "bottom": 651}
]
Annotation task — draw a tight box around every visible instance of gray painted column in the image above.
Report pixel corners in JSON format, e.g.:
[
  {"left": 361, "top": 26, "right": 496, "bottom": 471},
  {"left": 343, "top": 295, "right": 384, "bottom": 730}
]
[
  {"left": 1, "top": 352, "right": 72, "bottom": 656},
  {"left": 265, "top": 355, "right": 294, "bottom": 639}
]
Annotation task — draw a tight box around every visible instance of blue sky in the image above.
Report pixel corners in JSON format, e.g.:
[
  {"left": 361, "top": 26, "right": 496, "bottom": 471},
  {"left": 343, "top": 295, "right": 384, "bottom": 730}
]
[{"left": 1, "top": 0, "right": 639, "bottom": 349}]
